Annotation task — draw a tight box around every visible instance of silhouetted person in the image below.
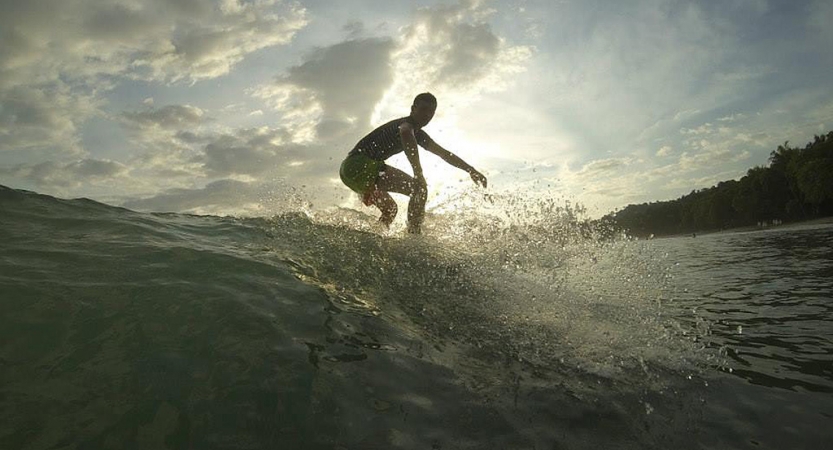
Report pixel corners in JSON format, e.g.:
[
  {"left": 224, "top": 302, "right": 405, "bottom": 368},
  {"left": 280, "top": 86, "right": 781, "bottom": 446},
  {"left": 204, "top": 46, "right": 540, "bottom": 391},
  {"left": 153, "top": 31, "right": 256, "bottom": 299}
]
[{"left": 339, "top": 93, "right": 487, "bottom": 234}]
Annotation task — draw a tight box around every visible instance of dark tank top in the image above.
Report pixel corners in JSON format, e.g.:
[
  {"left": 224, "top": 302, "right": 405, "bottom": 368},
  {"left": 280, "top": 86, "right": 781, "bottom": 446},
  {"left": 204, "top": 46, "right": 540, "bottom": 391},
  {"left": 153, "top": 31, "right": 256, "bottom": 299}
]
[{"left": 349, "top": 116, "right": 433, "bottom": 161}]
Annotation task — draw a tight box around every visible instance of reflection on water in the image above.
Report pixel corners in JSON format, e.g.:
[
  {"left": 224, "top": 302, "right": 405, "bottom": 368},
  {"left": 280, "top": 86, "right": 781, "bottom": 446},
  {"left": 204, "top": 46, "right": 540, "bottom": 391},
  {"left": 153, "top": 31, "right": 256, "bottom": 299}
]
[{"left": 649, "top": 222, "right": 833, "bottom": 393}]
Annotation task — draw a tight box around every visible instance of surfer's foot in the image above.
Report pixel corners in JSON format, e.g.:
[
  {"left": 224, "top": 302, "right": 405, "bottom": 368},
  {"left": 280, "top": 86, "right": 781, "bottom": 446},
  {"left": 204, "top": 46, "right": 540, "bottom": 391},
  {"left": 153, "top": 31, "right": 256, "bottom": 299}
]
[
  {"left": 379, "top": 214, "right": 394, "bottom": 228},
  {"left": 406, "top": 221, "right": 421, "bottom": 234}
]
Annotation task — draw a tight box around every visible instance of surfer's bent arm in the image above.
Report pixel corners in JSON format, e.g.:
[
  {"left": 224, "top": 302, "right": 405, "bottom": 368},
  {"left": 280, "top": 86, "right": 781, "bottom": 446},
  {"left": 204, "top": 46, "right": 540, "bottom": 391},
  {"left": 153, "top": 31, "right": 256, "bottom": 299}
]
[
  {"left": 399, "top": 122, "right": 425, "bottom": 183},
  {"left": 426, "top": 141, "right": 488, "bottom": 188}
]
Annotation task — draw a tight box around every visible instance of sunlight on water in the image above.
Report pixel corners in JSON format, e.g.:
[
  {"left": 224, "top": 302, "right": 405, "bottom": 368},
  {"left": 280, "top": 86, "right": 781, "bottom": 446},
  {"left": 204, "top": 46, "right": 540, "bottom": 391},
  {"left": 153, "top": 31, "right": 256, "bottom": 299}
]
[
  {"left": 268, "top": 190, "right": 722, "bottom": 392},
  {"left": 5, "top": 185, "right": 830, "bottom": 449}
]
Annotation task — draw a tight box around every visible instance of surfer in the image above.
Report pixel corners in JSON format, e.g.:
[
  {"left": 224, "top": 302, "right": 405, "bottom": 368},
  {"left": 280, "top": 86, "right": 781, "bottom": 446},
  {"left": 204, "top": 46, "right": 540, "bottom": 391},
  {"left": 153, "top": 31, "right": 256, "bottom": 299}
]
[{"left": 339, "top": 92, "right": 487, "bottom": 234}]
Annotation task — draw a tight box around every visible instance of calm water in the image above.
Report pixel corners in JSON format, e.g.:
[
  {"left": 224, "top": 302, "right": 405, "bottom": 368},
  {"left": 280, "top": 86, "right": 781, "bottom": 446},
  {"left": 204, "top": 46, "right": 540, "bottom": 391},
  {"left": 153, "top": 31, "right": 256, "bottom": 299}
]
[
  {"left": 1, "top": 185, "right": 831, "bottom": 449},
  {"left": 648, "top": 224, "right": 833, "bottom": 448}
]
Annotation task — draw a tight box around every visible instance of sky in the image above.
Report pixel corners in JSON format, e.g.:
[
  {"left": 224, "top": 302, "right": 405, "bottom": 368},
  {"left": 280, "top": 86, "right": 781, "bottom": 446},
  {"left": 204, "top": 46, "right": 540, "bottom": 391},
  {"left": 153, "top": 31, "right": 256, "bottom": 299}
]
[{"left": 1, "top": 0, "right": 832, "bottom": 218}]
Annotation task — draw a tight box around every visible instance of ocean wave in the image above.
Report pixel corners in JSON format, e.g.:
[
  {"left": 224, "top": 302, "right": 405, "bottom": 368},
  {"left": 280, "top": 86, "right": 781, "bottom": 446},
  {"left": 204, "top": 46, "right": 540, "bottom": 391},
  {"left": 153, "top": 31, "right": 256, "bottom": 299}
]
[{"left": 0, "top": 184, "right": 716, "bottom": 449}]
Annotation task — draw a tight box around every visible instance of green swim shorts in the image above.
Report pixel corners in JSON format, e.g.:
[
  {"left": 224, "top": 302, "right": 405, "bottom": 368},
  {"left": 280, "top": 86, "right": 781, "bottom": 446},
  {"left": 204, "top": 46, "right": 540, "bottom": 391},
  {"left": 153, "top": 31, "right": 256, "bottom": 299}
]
[{"left": 340, "top": 153, "right": 385, "bottom": 194}]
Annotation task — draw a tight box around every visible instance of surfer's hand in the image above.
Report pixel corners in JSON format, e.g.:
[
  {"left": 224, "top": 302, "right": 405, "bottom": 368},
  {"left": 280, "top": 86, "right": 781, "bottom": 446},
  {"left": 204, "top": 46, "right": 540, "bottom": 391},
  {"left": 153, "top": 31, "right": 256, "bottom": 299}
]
[{"left": 469, "top": 169, "right": 487, "bottom": 188}]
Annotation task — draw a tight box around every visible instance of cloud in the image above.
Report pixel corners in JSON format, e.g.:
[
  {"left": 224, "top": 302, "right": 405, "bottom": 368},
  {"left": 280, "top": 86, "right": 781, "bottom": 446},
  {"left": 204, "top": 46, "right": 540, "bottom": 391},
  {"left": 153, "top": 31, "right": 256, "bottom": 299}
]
[
  {"left": 122, "top": 179, "right": 257, "bottom": 213},
  {"left": 557, "top": 108, "right": 764, "bottom": 213},
  {"left": 0, "top": 159, "right": 128, "bottom": 189},
  {"left": 116, "top": 104, "right": 212, "bottom": 181},
  {"left": 577, "top": 157, "right": 631, "bottom": 177},
  {"left": 121, "top": 178, "right": 305, "bottom": 216},
  {"left": 0, "top": 84, "right": 98, "bottom": 158},
  {"left": 287, "top": 37, "right": 396, "bottom": 127},
  {"left": 0, "top": 0, "right": 309, "bottom": 85},
  {"left": 2, "top": 0, "right": 533, "bottom": 211},
  {"left": 0, "top": 0, "right": 308, "bottom": 160},
  {"left": 656, "top": 146, "right": 673, "bottom": 157},
  {"left": 252, "top": 0, "right": 534, "bottom": 146},
  {"left": 717, "top": 113, "right": 746, "bottom": 123},
  {"left": 642, "top": 130, "right": 753, "bottom": 182},
  {"left": 677, "top": 148, "right": 750, "bottom": 172},
  {"left": 199, "top": 127, "right": 308, "bottom": 177},
  {"left": 20, "top": 0, "right": 814, "bottom": 219},
  {"left": 253, "top": 36, "right": 396, "bottom": 141},
  {"left": 809, "top": 0, "right": 833, "bottom": 49},
  {"left": 376, "top": 0, "right": 532, "bottom": 117},
  {"left": 121, "top": 105, "right": 209, "bottom": 131},
  {"left": 415, "top": 13, "right": 501, "bottom": 87},
  {"left": 343, "top": 21, "right": 365, "bottom": 39},
  {"left": 677, "top": 120, "right": 762, "bottom": 164},
  {"left": 530, "top": 0, "right": 773, "bottom": 159},
  {"left": 116, "top": 102, "right": 336, "bottom": 202}
]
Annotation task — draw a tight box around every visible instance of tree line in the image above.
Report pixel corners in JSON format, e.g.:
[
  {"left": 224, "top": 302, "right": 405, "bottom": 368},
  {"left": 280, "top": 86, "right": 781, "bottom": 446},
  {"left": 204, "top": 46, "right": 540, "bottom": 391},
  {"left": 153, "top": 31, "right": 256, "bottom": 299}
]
[{"left": 600, "top": 131, "right": 833, "bottom": 237}]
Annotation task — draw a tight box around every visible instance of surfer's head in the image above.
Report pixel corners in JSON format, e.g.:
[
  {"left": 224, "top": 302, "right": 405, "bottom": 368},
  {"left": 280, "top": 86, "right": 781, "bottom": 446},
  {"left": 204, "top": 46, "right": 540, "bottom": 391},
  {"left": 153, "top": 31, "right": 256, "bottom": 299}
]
[{"left": 410, "top": 92, "right": 437, "bottom": 128}]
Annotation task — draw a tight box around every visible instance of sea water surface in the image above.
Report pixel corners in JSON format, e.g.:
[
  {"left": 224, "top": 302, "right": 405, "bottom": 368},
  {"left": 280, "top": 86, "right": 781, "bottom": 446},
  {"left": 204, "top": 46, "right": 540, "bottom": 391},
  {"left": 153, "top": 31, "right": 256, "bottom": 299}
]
[{"left": 1, "top": 184, "right": 831, "bottom": 449}]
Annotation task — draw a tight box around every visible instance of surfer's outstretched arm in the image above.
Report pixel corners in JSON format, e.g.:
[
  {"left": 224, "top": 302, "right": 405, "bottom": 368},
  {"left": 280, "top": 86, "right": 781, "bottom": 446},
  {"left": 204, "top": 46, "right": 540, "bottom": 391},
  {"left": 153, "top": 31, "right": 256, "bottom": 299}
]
[{"left": 425, "top": 141, "right": 488, "bottom": 188}]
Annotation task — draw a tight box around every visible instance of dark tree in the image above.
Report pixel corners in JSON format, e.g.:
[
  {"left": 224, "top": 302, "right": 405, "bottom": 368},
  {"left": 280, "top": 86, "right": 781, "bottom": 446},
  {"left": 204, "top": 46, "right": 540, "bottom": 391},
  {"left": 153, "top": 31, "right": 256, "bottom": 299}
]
[{"left": 602, "top": 131, "right": 833, "bottom": 237}]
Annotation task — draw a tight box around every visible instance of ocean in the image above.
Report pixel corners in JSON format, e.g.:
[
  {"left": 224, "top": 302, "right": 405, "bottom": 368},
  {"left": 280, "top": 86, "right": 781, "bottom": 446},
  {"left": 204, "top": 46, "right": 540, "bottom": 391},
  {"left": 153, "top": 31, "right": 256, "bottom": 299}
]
[{"left": 1, "top": 184, "right": 831, "bottom": 449}]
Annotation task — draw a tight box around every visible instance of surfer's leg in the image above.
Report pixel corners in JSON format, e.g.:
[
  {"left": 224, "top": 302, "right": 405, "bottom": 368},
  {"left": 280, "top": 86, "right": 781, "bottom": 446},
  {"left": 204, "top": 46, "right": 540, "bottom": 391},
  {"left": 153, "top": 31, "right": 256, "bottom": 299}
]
[
  {"left": 364, "top": 189, "right": 397, "bottom": 227},
  {"left": 375, "top": 166, "right": 414, "bottom": 195},
  {"left": 376, "top": 192, "right": 397, "bottom": 227},
  {"left": 375, "top": 166, "right": 427, "bottom": 233}
]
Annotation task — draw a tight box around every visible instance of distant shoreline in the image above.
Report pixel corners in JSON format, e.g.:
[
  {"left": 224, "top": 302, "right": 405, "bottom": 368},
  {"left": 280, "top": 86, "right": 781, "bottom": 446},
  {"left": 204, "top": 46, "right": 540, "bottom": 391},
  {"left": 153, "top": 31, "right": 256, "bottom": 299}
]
[
  {"left": 648, "top": 216, "right": 833, "bottom": 240},
  {"left": 607, "top": 131, "right": 833, "bottom": 240}
]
